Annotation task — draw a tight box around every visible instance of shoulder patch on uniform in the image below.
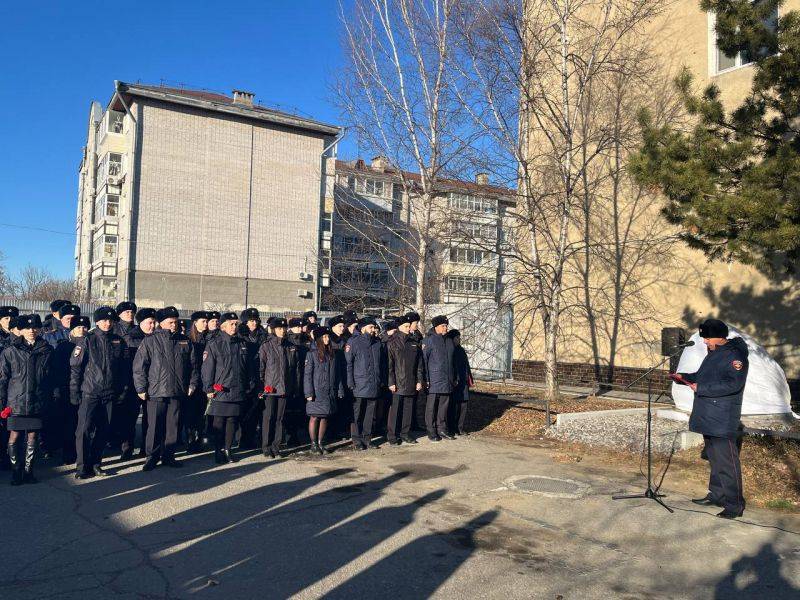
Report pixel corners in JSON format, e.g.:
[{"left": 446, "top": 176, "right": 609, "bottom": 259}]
[
  {"left": 202, "top": 351, "right": 209, "bottom": 361},
  {"left": 732, "top": 360, "right": 743, "bottom": 371},
  {"left": 73, "top": 346, "right": 82, "bottom": 357},
  {"left": 345, "top": 344, "right": 351, "bottom": 352}
]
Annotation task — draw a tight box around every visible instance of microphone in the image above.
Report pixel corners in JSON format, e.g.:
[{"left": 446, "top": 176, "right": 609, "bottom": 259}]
[{"left": 676, "top": 341, "right": 695, "bottom": 348}]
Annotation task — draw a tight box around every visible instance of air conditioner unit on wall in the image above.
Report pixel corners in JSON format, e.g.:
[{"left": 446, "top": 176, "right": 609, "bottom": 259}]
[{"left": 297, "top": 289, "right": 312, "bottom": 299}]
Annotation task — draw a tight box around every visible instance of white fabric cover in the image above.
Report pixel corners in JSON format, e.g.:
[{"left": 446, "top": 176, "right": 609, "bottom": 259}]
[{"left": 671, "top": 327, "right": 793, "bottom": 415}]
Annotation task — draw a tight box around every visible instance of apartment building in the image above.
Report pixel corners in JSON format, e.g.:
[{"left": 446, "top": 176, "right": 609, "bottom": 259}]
[
  {"left": 321, "top": 157, "right": 514, "bottom": 312},
  {"left": 75, "top": 81, "right": 341, "bottom": 311},
  {"left": 514, "top": 0, "right": 800, "bottom": 380}
]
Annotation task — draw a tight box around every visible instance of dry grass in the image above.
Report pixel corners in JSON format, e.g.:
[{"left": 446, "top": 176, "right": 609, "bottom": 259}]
[{"left": 467, "top": 384, "right": 800, "bottom": 512}]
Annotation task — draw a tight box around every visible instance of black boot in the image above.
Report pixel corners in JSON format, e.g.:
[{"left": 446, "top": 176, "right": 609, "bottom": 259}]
[
  {"left": 221, "top": 449, "right": 238, "bottom": 463},
  {"left": 214, "top": 446, "right": 226, "bottom": 464},
  {"left": 309, "top": 442, "right": 320, "bottom": 455},
  {"left": 9, "top": 442, "right": 23, "bottom": 486},
  {"left": 23, "top": 440, "right": 38, "bottom": 484}
]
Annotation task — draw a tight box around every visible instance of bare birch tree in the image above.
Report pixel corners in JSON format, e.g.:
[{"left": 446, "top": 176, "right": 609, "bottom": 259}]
[
  {"left": 452, "top": 0, "right": 670, "bottom": 400},
  {"left": 337, "top": 0, "right": 472, "bottom": 315}
]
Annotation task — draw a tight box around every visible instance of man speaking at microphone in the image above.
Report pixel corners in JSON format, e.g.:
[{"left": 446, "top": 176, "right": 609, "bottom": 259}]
[{"left": 673, "top": 319, "right": 749, "bottom": 519}]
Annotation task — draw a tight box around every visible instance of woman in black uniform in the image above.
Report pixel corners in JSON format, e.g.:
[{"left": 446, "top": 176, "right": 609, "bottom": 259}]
[
  {"left": 0, "top": 314, "right": 53, "bottom": 485},
  {"left": 185, "top": 311, "right": 209, "bottom": 453},
  {"left": 304, "top": 327, "right": 344, "bottom": 455}
]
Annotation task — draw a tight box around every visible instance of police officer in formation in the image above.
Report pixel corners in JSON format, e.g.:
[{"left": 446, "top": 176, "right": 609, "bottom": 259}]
[
  {"left": 680, "top": 319, "right": 749, "bottom": 519},
  {"left": 133, "top": 307, "right": 199, "bottom": 471},
  {"left": 0, "top": 306, "right": 20, "bottom": 470},
  {"left": 346, "top": 317, "right": 385, "bottom": 450},
  {"left": 70, "top": 307, "right": 128, "bottom": 478},
  {"left": 259, "top": 317, "right": 298, "bottom": 458},
  {"left": 49, "top": 315, "right": 89, "bottom": 465},
  {"left": 0, "top": 314, "right": 53, "bottom": 485},
  {"left": 386, "top": 315, "right": 423, "bottom": 445},
  {"left": 202, "top": 312, "right": 256, "bottom": 463},
  {"left": 121, "top": 308, "right": 157, "bottom": 458},
  {"left": 423, "top": 315, "right": 456, "bottom": 441},
  {"left": 304, "top": 325, "right": 344, "bottom": 454}
]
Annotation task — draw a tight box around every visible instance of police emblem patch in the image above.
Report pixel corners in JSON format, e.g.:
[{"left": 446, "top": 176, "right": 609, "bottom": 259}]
[{"left": 732, "top": 360, "right": 743, "bottom": 371}]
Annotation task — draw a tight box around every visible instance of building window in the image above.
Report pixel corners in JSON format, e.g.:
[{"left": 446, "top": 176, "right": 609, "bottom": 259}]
[
  {"left": 446, "top": 275, "right": 496, "bottom": 295},
  {"left": 96, "top": 152, "right": 123, "bottom": 189},
  {"left": 108, "top": 110, "right": 124, "bottom": 134},
  {"left": 93, "top": 193, "right": 119, "bottom": 222},
  {"left": 347, "top": 175, "right": 356, "bottom": 191},
  {"left": 333, "top": 266, "right": 389, "bottom": 288},
  {"left": 447, "top": 193, "right": 497, "bottom": 214},
  {"left": 321, "top": 211, "right": 332, "bottom": 233},
  {"left": 455, "top": 221, "right": 498, "bottom": 240},
  {"left": 92, "top": 225, "right": 118, "bottom": 263},
  {"left": 338, "top": 235, "right": 373, "bottom": 255},
  {"left": 449, "top": 247, "right": 487, "bottom": 265},
  {"left": 711, "top": 8, "right": 778, "bottom": 74},
  {"left": 365, "top": 178, "right": 384, "bottom": 197}
]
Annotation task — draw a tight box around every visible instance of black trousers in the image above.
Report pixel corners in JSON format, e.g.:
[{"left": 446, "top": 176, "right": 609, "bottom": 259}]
[
  {"left": 448, "top": 388, "right": 469, "bottom": 433},
  {"left": 704, "top": 434, "right": 745, "bottom": 514},
  {"left": 387, "top": 394, "right": 414, "bottom": 442},
  {"left": 115, "top": 392, "right": 141, "bottom": 453},
  {"left": 62, "top": 403, "right": 78, "bottom": 462},
  {"left": 425, "top": 393, "right": 450, "bottom": 436},
  {"left": 352, "top": 397, "right": 377, "bottom": 445},
  {"left": 212, "top": 416, "right": 237, "bottom": 451},
  {"left": 262, "top": 395, "right": 287, "bottom": 453},
  {"left": 76, "top": 396, "right": 113, "bottom": 473},
  {"left": 239, "top": 393, "right": 260, "bottom": 449},
  {"left": 41, "top": 389, "right": 64, "bottom": 453},
  {"left": 182, "top": 391, "right": 208, "bottom": 443},
  {"left": 146, "top": 397, "right": 181, "bottom": 461}
]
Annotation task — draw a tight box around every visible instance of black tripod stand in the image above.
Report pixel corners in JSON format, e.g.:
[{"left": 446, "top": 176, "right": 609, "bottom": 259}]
[{"left": 612, "top": 348, "right": 685, "bottom": 513}]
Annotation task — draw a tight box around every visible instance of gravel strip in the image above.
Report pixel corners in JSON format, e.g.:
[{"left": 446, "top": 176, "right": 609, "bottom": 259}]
[{"left": 547, "top": 411, "right": 692, "bottom": 454}]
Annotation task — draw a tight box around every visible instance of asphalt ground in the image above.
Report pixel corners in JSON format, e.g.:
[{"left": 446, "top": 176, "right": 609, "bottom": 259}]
[{"left": 3, "top": 434, "right": 799, "bottom": 599}]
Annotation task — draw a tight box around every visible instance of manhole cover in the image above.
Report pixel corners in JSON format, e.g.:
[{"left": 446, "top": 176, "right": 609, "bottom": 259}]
[{"left": 504, "top": 475, "right": 590, "bottom": 498}]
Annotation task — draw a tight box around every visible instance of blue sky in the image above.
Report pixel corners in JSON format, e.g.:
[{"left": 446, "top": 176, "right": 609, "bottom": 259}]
[{"left": 0, "top": 1, "right": 359, "bottom": 280}]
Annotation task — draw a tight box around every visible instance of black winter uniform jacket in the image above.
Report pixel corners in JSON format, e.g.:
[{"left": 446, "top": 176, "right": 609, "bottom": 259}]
[
  {"left": 132, "top": 328, "right": 199, "bottom": 399},
  {"left": 259, "top": 335, "right": 300, "bottom": 397},
  {"left": 0, "top": 336, "right": 53, "bottom": 416},
  {"left": 387, "top": 331, "right": 424, "bottom": 396},
  {"left": 201, "top": 331, "right": 256, "bottom": 405},
  {"left": 50, "top": 335, "right": 78, "bottom": 401},
  {"left": 70, "top": 329, "right": 128, "bottom": 402},
  {"left": 303, "top": 346, "right": 345, "bottom": 415},
  {"left": 287, "top": 332, "right": 311, "bottom": 396},
  {"left": 113, "top": 320, "right": 136, "bottom": 338},
  {"left": 345, "top": 332, "right": 386, "bottom": 398},
  {"left": 422, "top": 329, "right": 455, "bottom": 394},
  {"left": 682, "top": 337, "right": 749, "bottom": 438}
]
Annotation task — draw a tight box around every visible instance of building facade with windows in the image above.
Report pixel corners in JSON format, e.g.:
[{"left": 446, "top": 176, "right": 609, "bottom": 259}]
[
  {"left": 321, "top": 157, "right": 513, "bottom": 312},
  {"left": 75, "top": 81, "right": 341, "bottom": 311},
  {"left": 513, "top": 0, "right": 800, "bottom": 381}
]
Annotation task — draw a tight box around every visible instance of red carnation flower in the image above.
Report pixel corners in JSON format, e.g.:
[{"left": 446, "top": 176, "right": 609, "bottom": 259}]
[
  {"left": 0, "top": 407, "right": 11, "bottom": 419},
  {"left": 264, "top": 385, "right": 276, "bottom": 394},
  {"left": 212, "top": 384, "right": 225, "bottom": 393}
]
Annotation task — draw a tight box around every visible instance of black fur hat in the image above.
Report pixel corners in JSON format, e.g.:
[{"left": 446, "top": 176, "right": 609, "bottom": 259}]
[
  {"left": 328, "top": 315, "right": 344, "bottom": 328},
  {"left": 191, "top": 311, "right": 209, "bottom": 321},
  {"left": 431, "top": 315, "right": 449, "bottom": 328},
  {"left": 271, "top": 317, "right": 288, "bottom": 329},
  {"left": 312, "top": 326, "right": 330, "bottom": 339},
  {"left": 405, "top": 311, "right": 421, "bottom": 323},
  {"left": 240, "top": 308, "right": 260, "bottom": 322},
  {"left": 116, "top": 301, "right": 137, "bottom": 315},
  {"left": 59, "top": 304, "right": 81, "bottom": 318},
  {"left": 93, "top": 306, "right": 118, "bottom": 323},
  {"left": 288, "top": 317, "right": 303, "bottom": 328},
  {"left": 50, "top": 299, "right": 69, "bottom": 313},
  {"left": 71, "top": 316, "right": 91, "bottom": 330},
  {"left": 206, "top": 311, "right": 221, "bottom": 321},
  {"left": 699, "top": 319, "right": 728, "bottom": 339},
  {"left": 0, "top": 306, "right": 19, "bottom": 319},
  {"left": 220, "top": 312, "right": 239, "bottom": 324},
  {"left": 155, "top": 306, "right": 180, "bottom": 322},
  {"left": 135, "top": 308, "right": 157, "bottom": 323},
  {"left": 17, "top": 314, "right": 43, "bottom": 329}
]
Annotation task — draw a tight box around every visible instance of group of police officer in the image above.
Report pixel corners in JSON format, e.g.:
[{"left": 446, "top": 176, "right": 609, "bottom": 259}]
[{"left": 0, "top": 299, "right": 472, "bottom": 486}]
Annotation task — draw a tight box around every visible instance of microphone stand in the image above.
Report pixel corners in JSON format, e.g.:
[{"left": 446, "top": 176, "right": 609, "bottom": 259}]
[{"left": 612, "top": 346, "right": 687, "bottom": 513}]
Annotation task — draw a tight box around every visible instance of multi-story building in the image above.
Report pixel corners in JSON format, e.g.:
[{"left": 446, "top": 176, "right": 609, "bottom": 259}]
[
  {"left": 75, "top": 81, "right": 341, "bottom": 311},
  {"left": 322, "top": 157, "right": 514, "bottom": 312},
  {"left": 514, "top": 1, "right": 800, "bottom": 383}
]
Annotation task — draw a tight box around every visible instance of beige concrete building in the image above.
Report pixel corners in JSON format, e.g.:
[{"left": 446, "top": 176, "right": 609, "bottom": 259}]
[
  {"left": 322, "top": 157, "right": 514, "bottom": 312},
  {"left": 75, "top": 81, "right": 341, "bottom": 312},
  {"left": 514, "top": 1, "right": 800, "bottom": 382}
]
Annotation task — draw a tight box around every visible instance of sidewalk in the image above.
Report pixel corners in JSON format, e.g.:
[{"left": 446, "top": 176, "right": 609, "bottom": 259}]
[{"left": 2, "top": 434, "right": 798, "bottom": 599}]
